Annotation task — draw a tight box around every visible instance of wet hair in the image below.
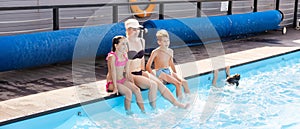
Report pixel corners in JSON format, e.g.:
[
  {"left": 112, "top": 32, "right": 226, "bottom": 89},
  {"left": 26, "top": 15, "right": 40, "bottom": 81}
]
[
  {"left": 112, "top": 36, "right": 125, "bottom": 52},
  {"left": 156, "top": 29, "right": 169, "bottom": 41}
]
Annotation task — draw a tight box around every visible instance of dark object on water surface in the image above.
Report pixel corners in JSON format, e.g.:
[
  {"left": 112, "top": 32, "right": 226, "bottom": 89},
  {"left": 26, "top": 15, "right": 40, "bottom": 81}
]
[{"left": 226, "top": 74, "right": 240, "bottom": 87}]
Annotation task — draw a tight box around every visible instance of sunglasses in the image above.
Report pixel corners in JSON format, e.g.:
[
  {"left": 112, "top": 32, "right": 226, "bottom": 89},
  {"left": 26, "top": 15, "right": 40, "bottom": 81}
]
[{"left": 129, "top": 28, "right": 140, "bottom": 31}]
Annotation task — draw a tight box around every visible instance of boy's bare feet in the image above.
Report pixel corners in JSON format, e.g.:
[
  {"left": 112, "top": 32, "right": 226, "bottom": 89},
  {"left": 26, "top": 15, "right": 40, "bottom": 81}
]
[{"left": 175, "top": 102, "right": 190, "bottom": 109}]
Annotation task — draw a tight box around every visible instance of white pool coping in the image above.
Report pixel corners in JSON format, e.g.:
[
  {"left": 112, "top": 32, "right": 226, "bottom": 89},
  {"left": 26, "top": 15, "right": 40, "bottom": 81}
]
[{"left": 1, "top": 46, "right": 300, "bottom": 125}]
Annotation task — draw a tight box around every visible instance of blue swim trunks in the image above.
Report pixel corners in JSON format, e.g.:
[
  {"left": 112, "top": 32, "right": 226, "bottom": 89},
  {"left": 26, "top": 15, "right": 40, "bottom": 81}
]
[{"left": 156, "top": 68, "right": 171, "bottom": 77}]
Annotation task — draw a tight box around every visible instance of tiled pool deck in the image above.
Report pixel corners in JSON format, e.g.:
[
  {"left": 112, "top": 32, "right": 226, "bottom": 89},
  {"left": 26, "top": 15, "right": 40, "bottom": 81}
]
[{"left": 0, "top": 28, "right": 299, "bottom": 125}]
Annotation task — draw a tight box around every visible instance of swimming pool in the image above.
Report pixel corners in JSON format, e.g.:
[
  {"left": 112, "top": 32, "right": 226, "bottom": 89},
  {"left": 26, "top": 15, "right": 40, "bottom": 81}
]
[{"left": 1, "top": 50, "right": 300, "bottom": 129}]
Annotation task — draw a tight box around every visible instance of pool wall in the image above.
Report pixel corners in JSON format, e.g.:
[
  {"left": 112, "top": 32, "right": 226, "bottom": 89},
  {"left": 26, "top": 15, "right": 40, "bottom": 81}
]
[{"left": 0, "top": 96, "right": 124, "bottom": 129}]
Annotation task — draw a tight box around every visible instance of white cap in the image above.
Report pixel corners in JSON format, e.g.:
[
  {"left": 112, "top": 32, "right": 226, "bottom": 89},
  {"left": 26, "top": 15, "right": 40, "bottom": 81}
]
[{"left": 125, "top": 19, "right": 143, "bottom": 29}]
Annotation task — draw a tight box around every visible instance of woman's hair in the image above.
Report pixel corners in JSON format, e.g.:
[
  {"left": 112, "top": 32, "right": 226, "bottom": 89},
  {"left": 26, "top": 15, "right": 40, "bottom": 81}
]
[{"left": 112, "top": 35, "right": 125, "bottom": 52}]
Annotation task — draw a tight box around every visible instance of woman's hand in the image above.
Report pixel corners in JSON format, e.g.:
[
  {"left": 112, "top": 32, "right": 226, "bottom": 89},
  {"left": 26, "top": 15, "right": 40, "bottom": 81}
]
[{"left": 128, "top": 74, "right": 135, "bottom": 83}]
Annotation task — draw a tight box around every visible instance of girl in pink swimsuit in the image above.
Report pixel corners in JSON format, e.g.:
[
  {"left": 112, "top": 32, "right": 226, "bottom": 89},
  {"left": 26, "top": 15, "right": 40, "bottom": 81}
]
[{"left": 106, "top": 36, "right": 145, "bottom": 114}]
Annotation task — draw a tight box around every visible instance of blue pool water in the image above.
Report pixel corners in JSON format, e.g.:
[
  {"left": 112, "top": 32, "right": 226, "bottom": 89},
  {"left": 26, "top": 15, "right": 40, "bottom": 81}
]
[
  {"left": 1, "top": 51, "right": 300, "bottom": 129},
  {"left": 178, "top": 53, "right": 300, "bottom": 128}
]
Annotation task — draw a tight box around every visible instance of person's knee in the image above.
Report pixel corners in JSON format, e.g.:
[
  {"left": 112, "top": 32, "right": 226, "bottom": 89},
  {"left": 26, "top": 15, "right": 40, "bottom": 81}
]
[
  {"left": 149, "top": 81, "right": 158, "bottom": 90},
  {"left": 174, "top": 81, "right": 181, "bottom": 88},
  {"left": 181, "top": 79, "right": 188, "bottom": 85},
  {"left": 125, "top": 91, "right": 132, "bottom": 100},
  {"left": 132, "top": 86, "right": 141, "bottom": 94}
]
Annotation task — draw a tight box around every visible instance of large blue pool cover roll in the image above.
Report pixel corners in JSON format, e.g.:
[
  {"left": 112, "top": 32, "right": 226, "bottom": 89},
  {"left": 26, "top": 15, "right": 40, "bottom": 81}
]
[
  {"left": 0, "top": 10, "right": 282, "bottom": 72},
  {"left": 143, "top": 10, "right": 282, "bottom": 48},
  {"left": 228, "top": 10, "right": 282, "bottom": 36},
  {"left": 143, "top": 15, "right": 232, "bottom": 48},
  {"left": 0, "top": 23, "right": 125, "bottom": 72}
]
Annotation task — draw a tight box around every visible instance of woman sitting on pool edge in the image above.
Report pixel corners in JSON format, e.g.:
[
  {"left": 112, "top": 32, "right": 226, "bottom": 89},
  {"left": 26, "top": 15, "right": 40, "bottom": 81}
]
[{"left": 106, "top": 35, "right": 145, "bottom": 115}]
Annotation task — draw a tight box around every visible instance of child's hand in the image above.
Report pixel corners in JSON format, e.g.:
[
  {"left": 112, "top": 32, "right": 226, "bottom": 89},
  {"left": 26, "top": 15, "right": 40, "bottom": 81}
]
[{"left": 112, "top": 88, "right": 119, "bottom": 95}]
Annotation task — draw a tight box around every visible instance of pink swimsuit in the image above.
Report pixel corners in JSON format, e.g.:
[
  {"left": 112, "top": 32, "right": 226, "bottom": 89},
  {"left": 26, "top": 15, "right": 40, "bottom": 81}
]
[{"left": 106, "top": 51, "right": 128, "bottom": 92}]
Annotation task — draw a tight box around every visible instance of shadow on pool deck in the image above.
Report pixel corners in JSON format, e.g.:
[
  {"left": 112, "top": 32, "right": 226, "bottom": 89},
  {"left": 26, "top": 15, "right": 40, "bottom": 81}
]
[{"left": 0, "top": 28, "right": 299, "bottom": 101}]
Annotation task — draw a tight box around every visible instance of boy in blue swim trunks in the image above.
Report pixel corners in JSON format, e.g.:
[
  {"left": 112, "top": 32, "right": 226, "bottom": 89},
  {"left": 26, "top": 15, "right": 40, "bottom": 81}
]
[{"left": 146, "top": 30, "right": 190, "bottom": 99}]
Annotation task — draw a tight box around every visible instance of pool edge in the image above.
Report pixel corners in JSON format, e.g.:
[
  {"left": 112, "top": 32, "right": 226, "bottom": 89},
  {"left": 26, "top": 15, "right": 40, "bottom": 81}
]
[{"left": 1, "top": 46, "right": 300, "bottom": 127}]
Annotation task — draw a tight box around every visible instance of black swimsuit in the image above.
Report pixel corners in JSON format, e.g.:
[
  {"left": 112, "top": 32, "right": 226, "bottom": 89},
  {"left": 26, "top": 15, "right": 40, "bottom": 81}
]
[
  {"left": 128, "top": 38, "right": 145, "bottom": 75},
  {"left": 128, "top": 50, "right": 145, "bottom": 60}
]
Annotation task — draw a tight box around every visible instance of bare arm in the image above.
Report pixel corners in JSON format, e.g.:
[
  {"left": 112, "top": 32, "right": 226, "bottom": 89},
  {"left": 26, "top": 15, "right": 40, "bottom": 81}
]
[
  {"left": 146, "top": 51, "right": 156, "bottom": 75},
  {"left": 125, "top": 56, "right": 134, "bottom": 83},
  {"left": 141, "top": 57, "right": 145, "bottom": 71},
  {"left": 108, "top": 56, "right": 119, "bottom": 95},
  {"left": 141, "top": 38, "right": 146, "bottom": 71},
  {"left": 169, "top": 50, "right": 177, "bottom": 73},
  {"left": 125, "top": 59, "right": 130, "bottom": 77}
]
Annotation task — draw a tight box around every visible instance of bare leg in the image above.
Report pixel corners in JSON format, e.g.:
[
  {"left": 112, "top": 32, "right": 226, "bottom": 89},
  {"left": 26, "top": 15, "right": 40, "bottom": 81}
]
[
  {"left": 181, "top": 80, "right": 190, "bottom": 94},
  {"left": 225, "top": 66, "right": 231, "bottom": 77},
  {"left": 144, "top": 72, "right": 188, "bottom": 109},
  {"left": 117, "top": 84, "right": 132, "bottom": 113},
  {"left": 133, "top": 75, "right": 157, "bottom": 109},
  {"left": 171, "top": 73, "right": 190, "bottom": 94},
  {"left": 124, "top": 81, "right": 145, "bottom": 112},
  {"left": 212, "top": 69, "right": 219, "bottom": 86},
  {"left": 159, "top": 72, "right": 183, "bottom": 98}
]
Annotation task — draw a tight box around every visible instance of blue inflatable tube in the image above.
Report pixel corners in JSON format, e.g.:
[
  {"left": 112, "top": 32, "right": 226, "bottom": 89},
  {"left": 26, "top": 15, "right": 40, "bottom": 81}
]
[
  {"left": 0, "top": 23, "right": 125, "bottom": 72},
  {"left": 143, "top": 10, "right": 283, "bottom": 48}
]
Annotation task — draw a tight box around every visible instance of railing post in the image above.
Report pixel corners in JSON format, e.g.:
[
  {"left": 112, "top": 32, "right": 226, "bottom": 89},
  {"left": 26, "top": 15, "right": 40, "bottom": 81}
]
[
  {"left": 196, "top": 2, "right": 202, "bottom": 17},
  {"left": 253, "top": 0, "right": 258, "bottom": 12},
  {"left": 53, "top": 7, "right": 59, "bottom": 30},
  {"left": 227, "top": 1, "right": 232, "bottom": 15},
  {"left": 276, "top": 0, "right": 280, "bottom": 10},
  {"left": 293, "top": 0, "right": 299, "bottom": 27},
  {"left": 112, "top": 5, "right": 118, "bottom": 23},
  {"left": 159, "top": 3, "right": 164, "bottom": 20}
]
